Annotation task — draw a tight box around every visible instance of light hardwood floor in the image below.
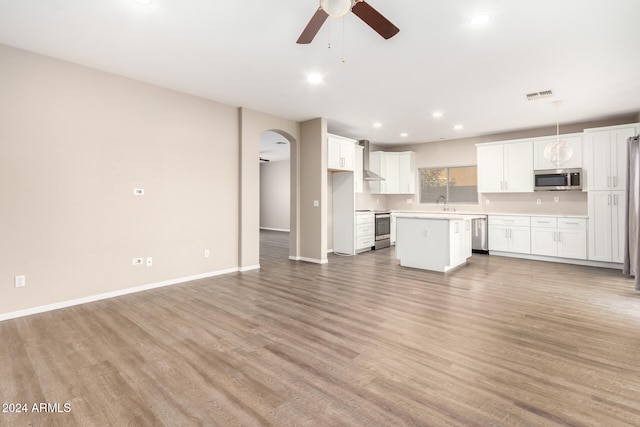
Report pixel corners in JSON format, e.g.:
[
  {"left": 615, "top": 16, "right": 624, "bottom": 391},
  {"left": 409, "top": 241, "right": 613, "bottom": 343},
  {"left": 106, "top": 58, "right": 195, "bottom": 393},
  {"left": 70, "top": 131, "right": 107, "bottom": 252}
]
[{"left": 2, "top": 230, "right": 640, "bottom": 426}]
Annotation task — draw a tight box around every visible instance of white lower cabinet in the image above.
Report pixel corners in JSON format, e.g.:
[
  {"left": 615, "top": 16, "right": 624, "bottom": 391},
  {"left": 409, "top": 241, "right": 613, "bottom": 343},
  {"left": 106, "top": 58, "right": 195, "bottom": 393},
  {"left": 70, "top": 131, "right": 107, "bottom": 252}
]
[
  {"left": 355, "top": 213, "right": 375, "bottom": 252},
  {"left": 464, "top": 218, "right": 472, "bottom": 258},
  {"left": 488, "top": 216, "right": 531, "bottom": 254},
  {"left": 588, "top": 190, "right": 625, "bottom": 262},
  {"left": 531, "top": 217, "right": 587, "bottom": 260}
]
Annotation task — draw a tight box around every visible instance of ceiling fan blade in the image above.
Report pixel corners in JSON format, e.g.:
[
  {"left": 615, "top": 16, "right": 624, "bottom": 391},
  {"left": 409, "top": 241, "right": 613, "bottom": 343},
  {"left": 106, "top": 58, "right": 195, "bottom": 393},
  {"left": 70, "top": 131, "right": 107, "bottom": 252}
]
[
  {"left": 351, "top": 0, "right": 400, "bottom": 40},
  {"left": 297, "top": 8, "right": 330, "bottom": 44}
]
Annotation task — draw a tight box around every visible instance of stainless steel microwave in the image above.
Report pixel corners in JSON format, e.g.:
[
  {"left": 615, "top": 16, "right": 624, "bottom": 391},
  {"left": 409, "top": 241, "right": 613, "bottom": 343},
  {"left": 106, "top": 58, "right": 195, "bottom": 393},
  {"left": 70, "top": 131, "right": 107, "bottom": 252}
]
[{"left": 534, "top": 168, "right": 582, "bottom": 191}]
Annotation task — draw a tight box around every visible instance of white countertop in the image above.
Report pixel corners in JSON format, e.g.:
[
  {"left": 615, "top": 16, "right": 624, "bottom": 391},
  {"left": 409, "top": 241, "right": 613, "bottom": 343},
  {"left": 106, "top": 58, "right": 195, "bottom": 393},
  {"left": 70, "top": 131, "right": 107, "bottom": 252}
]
[
  {"left": 391, "top": 210, "right": 587, "bottom": 219},
  {"left": 394, "top": 212, "right": 487, "bottom": 220}
]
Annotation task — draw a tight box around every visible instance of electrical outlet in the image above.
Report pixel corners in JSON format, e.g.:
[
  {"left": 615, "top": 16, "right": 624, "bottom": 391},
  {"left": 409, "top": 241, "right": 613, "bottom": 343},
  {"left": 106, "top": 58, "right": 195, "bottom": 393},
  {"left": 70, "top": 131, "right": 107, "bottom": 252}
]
[
  {"left": 146, "top": 257, "right": 153, "bottom": 267},
  {"left": 133, "top": 188, "right": 144, "bottom": 196},
  {"left": 485, "top": 198, "right": 490, "bottom": 205},
  {"left": 406, "top": 198, "right": 413, "bottom": 204},
  {"left": 313, "top": 200, "right": 319, "bottom": 207},
  {"left": 554, "top": 196, "right": 560, "bottom": 203},
  {"left": 204, "top": 249, "right": 210, "bottom": 258},
  {"left": 537, "top": 199, "right": 541, "bottom": 205},
  {"left": 424, "top": 229, "right": 430, "bottom": 237},
  {"left": 132, "top": 258, "right": 143, "bottom": 265},
  {"left": 14, "top": 275, "right": 26, "bottom": 288}
]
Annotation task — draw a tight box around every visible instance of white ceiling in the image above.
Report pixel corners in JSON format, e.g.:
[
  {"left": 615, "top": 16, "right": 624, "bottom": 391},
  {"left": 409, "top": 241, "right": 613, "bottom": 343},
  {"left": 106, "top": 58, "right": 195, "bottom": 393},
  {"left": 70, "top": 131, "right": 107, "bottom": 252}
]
[{"left": 1, "top": 0, "right": 639, "bottom": 145}]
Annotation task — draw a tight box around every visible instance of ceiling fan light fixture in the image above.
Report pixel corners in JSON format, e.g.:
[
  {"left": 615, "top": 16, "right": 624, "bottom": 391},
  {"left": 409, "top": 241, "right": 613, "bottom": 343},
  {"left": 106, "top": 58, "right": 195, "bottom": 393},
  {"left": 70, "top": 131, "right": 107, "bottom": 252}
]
[{"left": 322, "top": 0, "right": 353, "bottom": 18}]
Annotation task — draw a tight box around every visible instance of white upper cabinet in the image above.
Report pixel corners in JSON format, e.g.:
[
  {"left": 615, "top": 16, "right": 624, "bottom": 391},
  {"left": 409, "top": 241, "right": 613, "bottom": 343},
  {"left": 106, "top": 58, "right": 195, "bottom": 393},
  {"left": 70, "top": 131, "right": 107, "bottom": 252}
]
[
  {"left": 398, "top": 151, "right": 416, "bottom": 194},
  {"left": 477, "top": 140, "right": 533, "bottom": 193},
  {"left": 533, "top": 135, "right": 583, "bottom": 170},
  {"left": 370, "top": 151, "right": 416, "bottom": 194},
  {"left": 583, "top": 124, "right": 638, "bottom": 191},
  {"left": 327, "top": 134, "right": 356, "bottom": 171}
]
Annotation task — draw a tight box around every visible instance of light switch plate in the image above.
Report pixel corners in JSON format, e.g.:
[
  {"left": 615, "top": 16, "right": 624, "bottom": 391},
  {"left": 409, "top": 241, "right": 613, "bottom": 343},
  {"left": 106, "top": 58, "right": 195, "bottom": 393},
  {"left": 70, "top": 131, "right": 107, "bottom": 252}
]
[
  {"left": 14, "top": 275, "right": 26, "bottom": 288},
  {"left": 133, "top": 188, "right": 144, "bottom": 196}
]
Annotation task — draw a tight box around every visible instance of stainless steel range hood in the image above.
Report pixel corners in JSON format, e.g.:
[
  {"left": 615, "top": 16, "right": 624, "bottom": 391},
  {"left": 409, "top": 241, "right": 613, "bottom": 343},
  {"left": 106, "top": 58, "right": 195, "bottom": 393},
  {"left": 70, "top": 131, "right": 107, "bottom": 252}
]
[{"left": 358, "top": 140, "right": 385, "bottom": 181}]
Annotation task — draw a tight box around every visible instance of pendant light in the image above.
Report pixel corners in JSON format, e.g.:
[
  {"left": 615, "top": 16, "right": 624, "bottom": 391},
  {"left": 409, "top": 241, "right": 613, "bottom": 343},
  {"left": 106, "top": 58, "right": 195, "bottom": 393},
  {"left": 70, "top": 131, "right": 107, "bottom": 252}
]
[{"left": 544, "top": 100, "right": 573, "bottom": 168}]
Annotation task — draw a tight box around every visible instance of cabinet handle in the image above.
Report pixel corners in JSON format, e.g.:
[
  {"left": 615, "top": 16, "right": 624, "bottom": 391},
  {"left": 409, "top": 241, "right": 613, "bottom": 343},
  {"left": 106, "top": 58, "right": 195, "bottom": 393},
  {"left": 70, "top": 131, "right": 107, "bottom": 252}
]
[
  {"left": 538, "top": 221, "right": 551, "bottom": 224},
  {"left": 614, "top": 176, "right": 618, "bottom": 188},
  {"left": 614, "top": 194, "right": 618, "bottom": 205},
  {"left": 558, "top": 232, "right": 562, "bottom": 243},
  {"left": 340, "top": 157, "right": 345, "bottom": 167},
  {"left": 564, "top": 222, "right": 579, "bottom": 225}
]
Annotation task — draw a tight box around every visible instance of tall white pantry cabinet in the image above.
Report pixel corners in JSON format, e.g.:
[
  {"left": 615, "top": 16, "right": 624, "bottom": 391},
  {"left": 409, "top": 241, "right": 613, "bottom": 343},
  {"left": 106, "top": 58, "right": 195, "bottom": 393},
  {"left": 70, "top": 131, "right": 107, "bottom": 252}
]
[{"left": 584, "top": 123, "right": 639, "bottom": 263}]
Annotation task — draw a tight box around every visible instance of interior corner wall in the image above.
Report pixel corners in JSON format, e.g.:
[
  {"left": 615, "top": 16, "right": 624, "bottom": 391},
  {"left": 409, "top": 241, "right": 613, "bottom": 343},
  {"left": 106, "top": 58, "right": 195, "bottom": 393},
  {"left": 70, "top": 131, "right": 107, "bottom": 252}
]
[
  {"left": 239, "top": 108, "right": 300, "bottom": 266},
  {"left": 299, "top": 118, "right": 327, "bottom": 263},
  {"left": 260, "top": 160, "right": 290, "bottom": 231},
  {"left": 0, "top": 44, "right": 240, "bottom": 317}
]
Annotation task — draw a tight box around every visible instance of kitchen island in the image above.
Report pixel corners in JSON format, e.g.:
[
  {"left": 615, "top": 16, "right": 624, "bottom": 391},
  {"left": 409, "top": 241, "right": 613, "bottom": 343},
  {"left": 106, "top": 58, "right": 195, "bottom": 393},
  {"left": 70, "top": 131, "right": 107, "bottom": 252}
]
[{"left": 395, "top": 213, "right": 485, "bottom": 273}]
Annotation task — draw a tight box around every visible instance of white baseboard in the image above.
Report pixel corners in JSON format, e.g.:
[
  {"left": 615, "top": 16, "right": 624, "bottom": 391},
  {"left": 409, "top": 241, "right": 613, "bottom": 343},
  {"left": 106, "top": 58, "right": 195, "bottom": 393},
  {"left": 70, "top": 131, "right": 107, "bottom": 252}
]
[
  {"left": 290, "top": 256, "right": 328, "bottom": 264},
  {"left": 260, "top": 227, "right": 290, "bottom": 232},
  {"left": 0, "top": 267, "right": 241, "bottom": 322},
  {"left": 239, "top": 264, "right": 260, "bottom": 272},
  {"left": 489, "top": 251, "right": 623, "bottom": 269}
]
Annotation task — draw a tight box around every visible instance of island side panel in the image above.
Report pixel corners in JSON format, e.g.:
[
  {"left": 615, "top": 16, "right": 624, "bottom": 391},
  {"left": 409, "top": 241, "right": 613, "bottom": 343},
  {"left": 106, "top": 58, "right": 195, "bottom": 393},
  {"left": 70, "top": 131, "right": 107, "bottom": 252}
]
[{"left": 396, "top": 217, "right": 451, "bottom": 272}]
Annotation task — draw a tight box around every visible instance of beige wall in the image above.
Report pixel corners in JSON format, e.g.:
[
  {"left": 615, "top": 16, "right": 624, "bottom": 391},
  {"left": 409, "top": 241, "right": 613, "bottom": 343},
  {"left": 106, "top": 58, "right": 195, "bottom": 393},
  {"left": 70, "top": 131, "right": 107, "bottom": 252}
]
[
  {"left": 300, "top": 118, "right": 327, "bottom": 262},
  {"left": 0, "top": 44, "right": 240, "bottom": 315},
  {"left": 239, "top": 108, "right": 300, "bottom": 267},
  {"left": 260, "top": 160, "right": 290, "bottom": 231}
]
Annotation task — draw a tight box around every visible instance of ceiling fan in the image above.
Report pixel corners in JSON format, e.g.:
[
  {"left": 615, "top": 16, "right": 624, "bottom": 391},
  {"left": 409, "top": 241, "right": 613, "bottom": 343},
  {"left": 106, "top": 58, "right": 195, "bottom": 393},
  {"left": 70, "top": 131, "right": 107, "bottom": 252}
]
[{"left": 297, "top": 0, "right": 399, "bottom": 44}]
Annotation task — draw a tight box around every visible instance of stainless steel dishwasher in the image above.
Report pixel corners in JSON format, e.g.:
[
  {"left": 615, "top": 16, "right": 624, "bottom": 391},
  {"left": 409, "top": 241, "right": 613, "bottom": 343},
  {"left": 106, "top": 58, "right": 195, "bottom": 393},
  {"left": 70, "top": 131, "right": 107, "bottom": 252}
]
[{"left": 471, "top": 216, "right": 488, "bottom": 253}]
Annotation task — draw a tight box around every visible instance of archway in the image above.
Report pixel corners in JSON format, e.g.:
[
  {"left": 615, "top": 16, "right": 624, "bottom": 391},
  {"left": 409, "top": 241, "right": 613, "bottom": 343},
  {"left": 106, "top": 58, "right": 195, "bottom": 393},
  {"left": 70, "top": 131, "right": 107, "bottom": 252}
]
[{"left": 259, "top": 130, "right": 294, "bottom": 260}]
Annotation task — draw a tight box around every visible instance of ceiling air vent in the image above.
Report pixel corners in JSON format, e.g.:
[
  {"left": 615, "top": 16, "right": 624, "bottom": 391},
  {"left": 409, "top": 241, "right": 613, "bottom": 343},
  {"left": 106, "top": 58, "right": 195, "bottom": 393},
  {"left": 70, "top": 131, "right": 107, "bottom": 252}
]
[{"left": 526, "top": 90, "right": 553, "bottom": 101}]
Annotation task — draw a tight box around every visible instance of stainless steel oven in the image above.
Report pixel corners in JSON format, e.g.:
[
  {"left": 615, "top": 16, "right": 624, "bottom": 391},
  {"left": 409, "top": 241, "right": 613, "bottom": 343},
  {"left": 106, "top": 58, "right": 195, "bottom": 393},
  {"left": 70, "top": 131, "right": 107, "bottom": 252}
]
[{"left": 374, "top": 212, "right": 391, "bottom": 250}]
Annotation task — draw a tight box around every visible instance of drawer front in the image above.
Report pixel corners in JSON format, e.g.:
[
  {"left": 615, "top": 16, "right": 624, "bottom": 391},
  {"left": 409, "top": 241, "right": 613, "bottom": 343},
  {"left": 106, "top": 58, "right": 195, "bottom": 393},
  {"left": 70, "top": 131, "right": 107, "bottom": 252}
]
[
  {"left": 531, "top": 217, "right": 557, "bottom": 228},
  {"left": 356, "top": 236, "right": 374, "bottom": 250},
  {"left": 488, "top": 215, "right": 530, "bottom": 227},
  {"left": 356, "top": 223, "right": 374, "bottom": 238},
  {"left": 356, "top": 213, "right": 374, "bottom": 225},
  {"left": 558, "top": 218, "right": 586, "bottom": 230}
]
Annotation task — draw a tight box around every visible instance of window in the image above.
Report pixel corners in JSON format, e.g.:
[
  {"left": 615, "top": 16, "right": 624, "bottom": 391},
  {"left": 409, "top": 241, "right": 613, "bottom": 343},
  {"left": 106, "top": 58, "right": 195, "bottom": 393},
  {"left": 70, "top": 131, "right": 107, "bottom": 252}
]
[{"left": 419, "top": 166, "right": 478, "bottom": 204}]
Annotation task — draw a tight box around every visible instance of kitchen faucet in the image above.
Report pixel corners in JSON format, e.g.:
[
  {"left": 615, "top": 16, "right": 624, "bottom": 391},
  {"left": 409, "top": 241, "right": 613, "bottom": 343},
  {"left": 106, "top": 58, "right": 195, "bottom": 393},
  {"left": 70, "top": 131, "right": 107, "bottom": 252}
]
[{"left": 436, "top": 195, "right": 449, "bottom": 211}]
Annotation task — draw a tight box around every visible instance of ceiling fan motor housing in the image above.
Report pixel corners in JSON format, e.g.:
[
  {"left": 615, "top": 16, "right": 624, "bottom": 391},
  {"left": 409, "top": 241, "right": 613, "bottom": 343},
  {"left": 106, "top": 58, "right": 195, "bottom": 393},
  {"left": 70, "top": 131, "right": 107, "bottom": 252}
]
[{"left": 322, "top": 0, "right": 354, "bottom": 17}]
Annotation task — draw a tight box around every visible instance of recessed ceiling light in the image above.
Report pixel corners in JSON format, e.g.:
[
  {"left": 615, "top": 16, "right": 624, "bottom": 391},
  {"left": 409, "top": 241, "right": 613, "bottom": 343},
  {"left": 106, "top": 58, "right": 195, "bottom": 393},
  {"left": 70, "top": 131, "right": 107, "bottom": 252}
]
[
  {"left": 470, "top": 14, "right": 491, "bottom": 25},
  {"left": 432, "top": 112, "right": 443, "bottom": 118},
  {"left": 400, "top": 133, "right": 408, "bottom": 137},
  {"left": 373, "top": 122, "right": 382, "bottom": 128},
  {"left": 133, "top": 0, "right": 154, "bottom": 4},
  {"left": 454, "top": 124, "right": 464, "bottom": 130},
  {"left": 306, "top": 73, "right": 323, "bottom": 84}
]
